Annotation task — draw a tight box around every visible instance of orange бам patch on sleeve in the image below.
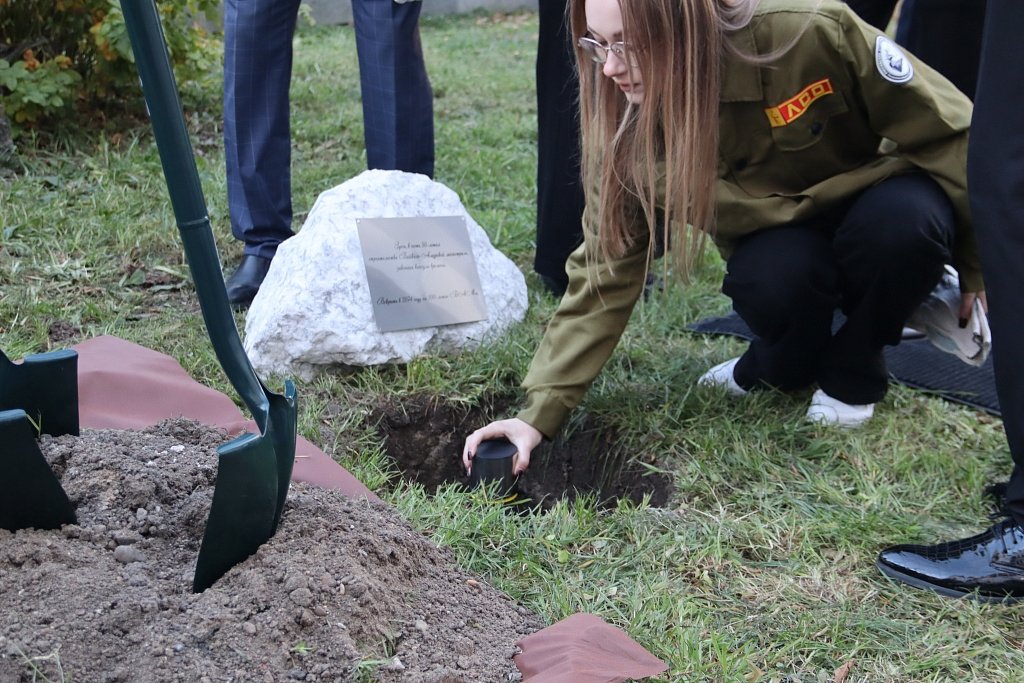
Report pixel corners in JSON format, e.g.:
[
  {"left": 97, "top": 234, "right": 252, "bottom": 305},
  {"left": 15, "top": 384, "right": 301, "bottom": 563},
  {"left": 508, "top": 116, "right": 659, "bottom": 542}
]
[{"left": 764, "top": 78, "right": 834, "bottom": 127}]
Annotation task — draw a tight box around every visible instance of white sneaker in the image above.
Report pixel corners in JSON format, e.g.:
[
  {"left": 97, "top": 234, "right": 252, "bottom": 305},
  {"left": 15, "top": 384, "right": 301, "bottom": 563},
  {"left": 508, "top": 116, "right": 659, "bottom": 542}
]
[
  {"left": 697, "top": 357, "right": 747, "bottom": 396},
  {"left": 806, "top": 389, "right": 874, "bottom": 428}
]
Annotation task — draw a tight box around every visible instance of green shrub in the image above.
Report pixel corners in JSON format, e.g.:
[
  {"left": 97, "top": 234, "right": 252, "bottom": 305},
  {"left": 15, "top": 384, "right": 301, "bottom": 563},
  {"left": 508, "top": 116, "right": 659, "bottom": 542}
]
[
  {"left": 0, "top": 55, "right": 82, "bottom": 123},
  {"left": 0, "top": 0, "right": 222, "bottom": 131}
]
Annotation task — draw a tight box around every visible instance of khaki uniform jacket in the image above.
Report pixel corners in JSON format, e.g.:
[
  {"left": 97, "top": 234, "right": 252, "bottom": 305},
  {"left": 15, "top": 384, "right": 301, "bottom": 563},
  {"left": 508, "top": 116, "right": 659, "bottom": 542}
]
[{"left": 518, "top": 0, "right": 978, "bottom": 439}]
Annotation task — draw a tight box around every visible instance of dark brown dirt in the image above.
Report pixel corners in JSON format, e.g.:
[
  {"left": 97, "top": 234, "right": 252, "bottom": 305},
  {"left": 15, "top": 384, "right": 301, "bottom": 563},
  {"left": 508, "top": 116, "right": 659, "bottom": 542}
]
[
  {"left": 0, "top": 419, "right": 542, "bottom": 682},
  {"left": 46, "top": 320, "right": 82, "bottom": 345}
]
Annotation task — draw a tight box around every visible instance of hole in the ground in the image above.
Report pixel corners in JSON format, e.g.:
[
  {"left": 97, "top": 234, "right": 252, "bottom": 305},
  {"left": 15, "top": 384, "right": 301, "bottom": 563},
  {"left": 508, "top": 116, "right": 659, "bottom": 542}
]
[{"left": 372, "top": 395, "right": 673, "bottom": 509}]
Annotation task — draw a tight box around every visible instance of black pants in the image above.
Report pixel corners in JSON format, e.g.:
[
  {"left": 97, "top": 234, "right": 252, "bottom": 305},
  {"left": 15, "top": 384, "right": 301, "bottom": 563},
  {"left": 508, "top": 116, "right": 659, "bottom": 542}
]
[
  {"left": 844, "top": 1, "right": 986, "bottom": 99},
  {"left": 722, "top": 174, "right": 955, "bottom": 405},
  {"left": 896, "top": 0, "right": 987, "bottom": 99},
  {"left": 534, "top": 0, "right": 586, "bottom": 291},
  {"left": 968, "top": 0, "right": 1024, "bottom": 521},
  {"left": 844, "top": 0, "right": 898, "bottom": 29}
]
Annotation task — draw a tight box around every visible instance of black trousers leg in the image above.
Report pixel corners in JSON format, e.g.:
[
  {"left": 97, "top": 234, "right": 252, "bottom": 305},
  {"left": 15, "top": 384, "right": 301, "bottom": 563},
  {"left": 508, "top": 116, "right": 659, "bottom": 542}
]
[
  {"left": 896, "top": 0, "right": 987, "bottom": 99},
  {"left": 724, "top": 174, "right": 955, "bottom": 404},
  {"left": 820, "top": 174, "right": 954, "bottom": 404},
  {"left": 844, "top": 0, "right": 898, "bottom": 29},
  {"left": 725, "top": 227, "right": 839, "bottom": 393},
  {"left": 534, "top": 0, "right": 585, "bottom": 290},
  {"left": 968, "top": 0, "right": 1024, "bottom": 521}
]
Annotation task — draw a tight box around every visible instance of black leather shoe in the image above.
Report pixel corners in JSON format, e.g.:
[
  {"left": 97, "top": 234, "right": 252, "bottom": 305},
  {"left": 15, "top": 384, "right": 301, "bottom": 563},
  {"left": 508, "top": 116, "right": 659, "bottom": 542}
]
[
  {"left": 225, "top": 254, "right": 272, "bottom": 309},
  {"left": 876, "top": 518, "right": 1024, "bottom": 603}
]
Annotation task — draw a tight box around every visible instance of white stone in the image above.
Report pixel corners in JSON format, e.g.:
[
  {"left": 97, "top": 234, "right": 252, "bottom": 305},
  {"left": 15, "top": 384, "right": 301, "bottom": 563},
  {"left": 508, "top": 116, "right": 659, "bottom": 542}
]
[{"left": 243, "top": 170, "right": 529, "bottom": 379}]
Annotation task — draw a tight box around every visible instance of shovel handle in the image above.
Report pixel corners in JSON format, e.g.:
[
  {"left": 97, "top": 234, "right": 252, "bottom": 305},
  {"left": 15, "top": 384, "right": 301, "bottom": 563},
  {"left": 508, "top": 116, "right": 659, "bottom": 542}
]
[{"left": 119, "top": 0, "right": 272, "bottom": 428}]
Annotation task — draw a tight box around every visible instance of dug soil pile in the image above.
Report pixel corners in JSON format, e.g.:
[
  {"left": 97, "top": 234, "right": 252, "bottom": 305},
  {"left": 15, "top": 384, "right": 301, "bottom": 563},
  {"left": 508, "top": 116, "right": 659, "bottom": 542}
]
[{"left": 1, "top": 419, "right": 542, "bottom": 682}]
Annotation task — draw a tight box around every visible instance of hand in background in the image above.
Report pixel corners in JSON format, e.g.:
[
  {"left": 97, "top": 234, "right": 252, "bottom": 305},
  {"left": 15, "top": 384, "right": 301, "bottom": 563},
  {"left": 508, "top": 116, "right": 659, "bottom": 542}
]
[{"left": 959, "top": 290, "right": 988, "bottom": 326}]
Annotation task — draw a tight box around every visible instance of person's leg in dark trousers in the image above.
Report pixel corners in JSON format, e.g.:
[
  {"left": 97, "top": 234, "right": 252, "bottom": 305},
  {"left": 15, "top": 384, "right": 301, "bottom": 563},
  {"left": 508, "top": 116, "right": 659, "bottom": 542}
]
[
  {"left": 875, "top": 0, "right": 1024, "bottom": 603},
  {"left": 896, "top": 0, "right": 987, "bottom": 99},
  {"left": 534, "top": 0, "right": 586, "bottom": 297},
  {"left": 970, "top": 0, "right": 1024, "bottom": 521},
  {"left": 724, "top": 226, "right": 839, "bottom": 393},
  {"left": 820, "top": 174, "right": 954, "bottom": 404},
  {"left": 223, "top": 0, "right": 302, "bottom": 307},
  {"left": 843, "top": 0, "right": 898, "bottom": 29},
  {"left": 724, "top": 174, "right": 954, "bottom": 403},
  {"left": 223, "top": 0, "right": 301, "bottom": 259},
  {"left": 352, "top": 0, "right": 434, "bottom": 178}
]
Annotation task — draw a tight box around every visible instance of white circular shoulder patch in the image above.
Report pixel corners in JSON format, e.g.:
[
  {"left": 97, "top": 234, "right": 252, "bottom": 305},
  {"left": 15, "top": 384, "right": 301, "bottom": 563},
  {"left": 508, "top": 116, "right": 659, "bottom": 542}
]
[{"left": 875, "top": 36, "right": 914, "bottom": 84}]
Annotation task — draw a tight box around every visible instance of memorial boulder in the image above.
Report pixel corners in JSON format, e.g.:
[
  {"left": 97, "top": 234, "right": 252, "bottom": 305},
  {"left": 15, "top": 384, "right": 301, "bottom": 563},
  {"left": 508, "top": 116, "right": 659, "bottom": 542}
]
[{"left": 244, "top": 170, "right": 529, "bottom": 379}]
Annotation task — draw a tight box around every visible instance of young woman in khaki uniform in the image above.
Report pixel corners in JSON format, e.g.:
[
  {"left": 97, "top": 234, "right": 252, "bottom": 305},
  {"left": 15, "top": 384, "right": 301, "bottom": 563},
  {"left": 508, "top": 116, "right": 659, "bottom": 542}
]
[{"left": 463, "top": 0, "right": 985, "bottom": 475}]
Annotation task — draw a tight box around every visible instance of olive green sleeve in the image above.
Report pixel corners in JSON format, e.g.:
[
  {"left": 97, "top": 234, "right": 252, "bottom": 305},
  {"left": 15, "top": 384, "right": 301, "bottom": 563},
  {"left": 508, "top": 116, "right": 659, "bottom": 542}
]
[
  {"left": 838, "top": 9, "right": 982, "bottom": 291},
  {"left": 515, "top": 236, "right": 649, "bottom": 439}
]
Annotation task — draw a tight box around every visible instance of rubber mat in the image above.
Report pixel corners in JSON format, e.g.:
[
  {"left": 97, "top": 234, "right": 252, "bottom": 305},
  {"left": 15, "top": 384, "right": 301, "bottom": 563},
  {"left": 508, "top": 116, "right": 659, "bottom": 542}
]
[{"left": 688, "top": 312, "right": 1001, "bottom": 416}]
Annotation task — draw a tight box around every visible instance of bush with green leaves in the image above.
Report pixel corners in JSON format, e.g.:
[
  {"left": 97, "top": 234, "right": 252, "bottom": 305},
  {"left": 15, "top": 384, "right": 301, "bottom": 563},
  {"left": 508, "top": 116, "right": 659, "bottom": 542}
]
[{"left": 0, "top": 0, "right": 222, "bottom": 129}]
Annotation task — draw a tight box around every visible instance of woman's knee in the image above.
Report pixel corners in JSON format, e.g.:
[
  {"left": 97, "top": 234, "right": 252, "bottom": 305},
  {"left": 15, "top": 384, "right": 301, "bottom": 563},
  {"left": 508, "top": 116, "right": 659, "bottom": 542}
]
[
  {"left": 724, "top": 257, "right": 837, "bottom": 320},
  {"left": 836, "top": 174, "right": 955, "bottom": 265}
]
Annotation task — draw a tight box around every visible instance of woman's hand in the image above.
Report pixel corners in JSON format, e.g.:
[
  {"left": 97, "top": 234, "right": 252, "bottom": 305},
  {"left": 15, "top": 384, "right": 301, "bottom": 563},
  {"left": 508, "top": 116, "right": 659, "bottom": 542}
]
[
  {"left": 960, "top": 290, "right": 988, "bottom": 326},
  {"left": 463, "top": 418, "right": 543, "bottom": 476}
]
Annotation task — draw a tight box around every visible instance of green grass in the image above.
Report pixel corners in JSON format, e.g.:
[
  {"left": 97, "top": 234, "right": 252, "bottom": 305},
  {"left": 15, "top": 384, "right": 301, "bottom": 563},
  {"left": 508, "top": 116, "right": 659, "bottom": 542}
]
[{"left": 3, "top": 10, "right": 1023, "bottom": 682}]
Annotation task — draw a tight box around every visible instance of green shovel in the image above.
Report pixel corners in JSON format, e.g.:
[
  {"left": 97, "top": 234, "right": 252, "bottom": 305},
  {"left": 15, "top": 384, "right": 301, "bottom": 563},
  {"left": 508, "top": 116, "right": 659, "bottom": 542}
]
[{"left": 118, "top": 0, "right": 298, "bottom": 593}]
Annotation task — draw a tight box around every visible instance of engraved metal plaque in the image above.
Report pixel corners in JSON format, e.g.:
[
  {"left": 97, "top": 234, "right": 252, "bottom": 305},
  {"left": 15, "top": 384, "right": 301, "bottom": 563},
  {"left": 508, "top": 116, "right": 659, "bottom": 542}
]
[{"left": 356, "top": 216, "right": 489, "bottom": 332}]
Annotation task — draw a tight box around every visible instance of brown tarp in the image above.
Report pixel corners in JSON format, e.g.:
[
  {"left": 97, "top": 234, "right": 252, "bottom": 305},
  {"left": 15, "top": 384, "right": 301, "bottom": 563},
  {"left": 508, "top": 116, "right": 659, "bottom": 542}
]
[
  {"left": 515, "top": 613, "right": 668, "bottom": 682},
  {"left": 68, "top": 335, "right": 667, "bottom": 680},
  {"left": 73, "top": 335, "right": 377, "bottom": 500}
]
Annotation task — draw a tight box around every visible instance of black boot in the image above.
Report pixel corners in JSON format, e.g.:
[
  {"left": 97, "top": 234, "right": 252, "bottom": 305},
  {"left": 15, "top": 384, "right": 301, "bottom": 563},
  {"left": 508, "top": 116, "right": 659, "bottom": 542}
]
[
  {"left": 225, "top": 254, "right": 272, "bottom": 309},
  {"left": 876, "top": 517, "right": 1024, "bottom": 603}
]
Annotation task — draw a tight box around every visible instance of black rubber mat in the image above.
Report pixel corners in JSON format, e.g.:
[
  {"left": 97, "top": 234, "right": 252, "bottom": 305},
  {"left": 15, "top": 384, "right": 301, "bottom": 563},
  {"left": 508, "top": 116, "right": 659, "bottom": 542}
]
[{"left": 687, "top": 312, "right": 1000, "bottom": 416}]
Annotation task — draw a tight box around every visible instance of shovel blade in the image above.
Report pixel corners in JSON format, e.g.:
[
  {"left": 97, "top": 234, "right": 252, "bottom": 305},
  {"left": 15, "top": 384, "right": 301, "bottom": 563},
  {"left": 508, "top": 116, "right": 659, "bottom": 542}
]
[
  {"left": 0, "top": 409, "right": 77, "bottom": 531},
  {"left": 192, "top": 432, "right": 280, "bottom": 592},
  {"left": 268, "top": 380, "right": 297, "bottom": 531},
  {"left": 192, "top": 382, "right": 296, "bottom": 592}
]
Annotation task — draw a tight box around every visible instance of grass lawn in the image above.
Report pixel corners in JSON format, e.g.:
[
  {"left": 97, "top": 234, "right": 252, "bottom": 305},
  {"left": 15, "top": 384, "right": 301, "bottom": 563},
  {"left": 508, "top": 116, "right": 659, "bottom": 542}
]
[{"left": 3, "top": 10, "right": 1023, "bottom": 682}]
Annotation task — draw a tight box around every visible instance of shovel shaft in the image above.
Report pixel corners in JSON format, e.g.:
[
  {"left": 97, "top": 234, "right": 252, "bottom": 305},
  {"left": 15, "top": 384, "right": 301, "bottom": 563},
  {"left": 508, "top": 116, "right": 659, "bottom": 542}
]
[
  {"left": 119, "top": 0, "right": 270, "bottom": 427},
  {"left": 121, "top": 0, "right": 298, "bottom": 593}
]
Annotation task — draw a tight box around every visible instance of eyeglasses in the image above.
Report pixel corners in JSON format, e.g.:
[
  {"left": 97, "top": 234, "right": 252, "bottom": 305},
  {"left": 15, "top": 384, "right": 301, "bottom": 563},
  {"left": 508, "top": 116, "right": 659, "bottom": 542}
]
[{"left": 577, "top": 36, "right": 638, "bottom": 66}]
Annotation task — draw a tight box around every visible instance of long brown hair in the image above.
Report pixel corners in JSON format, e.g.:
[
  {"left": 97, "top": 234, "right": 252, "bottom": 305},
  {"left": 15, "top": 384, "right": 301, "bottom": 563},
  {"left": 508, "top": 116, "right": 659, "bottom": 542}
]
[{"left": 570, "top": 0, "right": 758, "bottom": 279}]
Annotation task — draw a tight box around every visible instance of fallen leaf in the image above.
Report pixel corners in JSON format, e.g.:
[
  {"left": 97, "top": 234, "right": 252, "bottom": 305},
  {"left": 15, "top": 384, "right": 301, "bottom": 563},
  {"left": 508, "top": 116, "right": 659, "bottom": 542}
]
[{"left": 834, "top": 660, "right": 854, "bottom": 683}]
